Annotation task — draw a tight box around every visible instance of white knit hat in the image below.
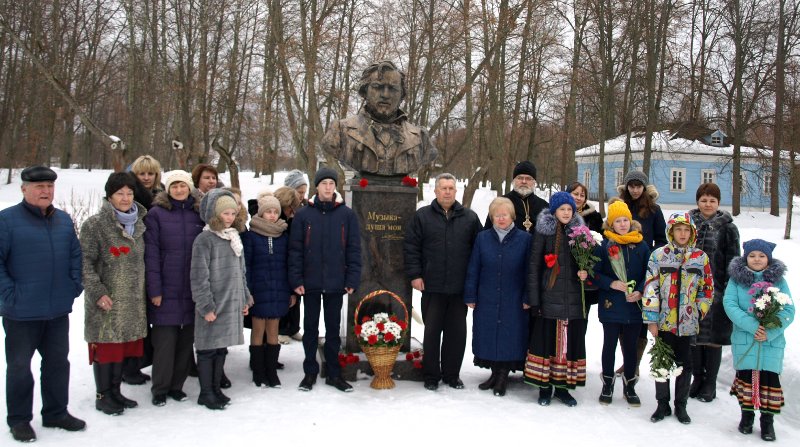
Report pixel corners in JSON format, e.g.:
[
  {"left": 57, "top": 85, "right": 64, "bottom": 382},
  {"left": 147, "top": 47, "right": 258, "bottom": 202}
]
[{"left": 164, "top": 170, "right": 195, "bottom": 194}]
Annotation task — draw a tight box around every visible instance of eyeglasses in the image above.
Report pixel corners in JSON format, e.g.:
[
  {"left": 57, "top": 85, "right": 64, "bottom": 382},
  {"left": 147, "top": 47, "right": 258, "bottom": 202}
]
[{"left": 515, "top": 175, "right": 534, "bottom": 183}]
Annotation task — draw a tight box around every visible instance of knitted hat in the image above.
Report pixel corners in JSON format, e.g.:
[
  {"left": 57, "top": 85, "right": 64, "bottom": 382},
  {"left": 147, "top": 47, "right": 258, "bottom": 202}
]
[
  {"left": 548, "top": 191, "right": 576, "bottom": 215},
  {"left": 21, "top": 166, "right": 57, "bottom": 182},
  {"left": 314, "top": 167, "right": 338, "bottom": 187},
  {"left": 257, "top": 192, "right": 281, "bottom": 217},
  {"left": 606, "top": 200, "right": 632, "bottom": 225},
  {"left": 164, "top": 170, "right": 195, "bottom": 194},
  {"left": 513, "top": 161, "right": 537, "bottom": 180},
  {"left": 104, "top": 172, "right": 138, "bottom": 198},
  {"left": 743, "top": 239, "right": 777, "bottom": 263},
  {"left": 623, "top": 170, "right": 648, "bottom": 186},
  {"left": 199, "top": 188, "right": 237, "bottom": 223},
  {"left": 284, "top": 169, "right": 308, "bottom": 189}
]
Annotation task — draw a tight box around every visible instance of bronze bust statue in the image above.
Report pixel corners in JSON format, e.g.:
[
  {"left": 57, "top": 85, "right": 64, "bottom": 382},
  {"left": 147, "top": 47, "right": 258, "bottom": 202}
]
[{"left": 321, "top": 61, "right": 438, "bottom": 176}]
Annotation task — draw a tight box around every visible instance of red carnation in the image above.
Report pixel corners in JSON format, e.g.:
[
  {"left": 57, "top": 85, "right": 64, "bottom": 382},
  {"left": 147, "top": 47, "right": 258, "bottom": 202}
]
[
  {"left": 362, "top": 316, "right": 371, "bottom": 323},
  {"left": 359, "top": 178, "right": 368, "bottom": 188},
  {"left": 109, "top": 246, "right": 120, "bottom": 257},
  {"left": 384, "top": 332, "right": 395, "bottom": 342},
  {"left": 376, "top": 322, "right": 385, "bottom": 332},
  {"left": 119, "top": 246, "right": 130, "bottom": 254},
  {"left": 338, "top": 353, "right": 346, "bottom": 361},
  {"left": 355, "top": 324, "right": 362, "bottom": 335},
  {"left": 545, "top": 253, "right": 558, "bottom": 268},
  {"left": 405, "top": 352, "right": 414, "bottom": 361},
  {"left": 398, "top": 321, "right": 408, "bottom": 330},
  {"left": 389, "top": 315, "right": 398, "bottom": 322},
  {"left": 367, "top": 334, "right": 378, "bottom": 345},
  {"left": 402, "top": 176, "right": 418, "bottom": 187},
  {"left": 413, "top": 350, "right": 422, "bottom": 358},
  {"left": 347, "top": 354, "right": 359, "bottom": 364},
  {"left": 339, "top": 360, "right": 347, "bottom": 367},
  {"left": 413, "top": 360, "right": 423, "bottom": 369}
]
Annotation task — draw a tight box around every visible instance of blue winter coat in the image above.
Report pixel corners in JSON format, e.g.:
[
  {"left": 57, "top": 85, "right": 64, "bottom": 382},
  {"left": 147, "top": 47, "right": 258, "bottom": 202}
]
[
  {"left": 592, "top": 236, "right": 650, "bottom": 324},
  {"left": 288, "top": 194, "right": 361, "bottom": 294},
  {"left": 243, "top": 229, "right": 291, "bottom": 318},
  {"left": 144, "top": 192, "right": 204, "bottom": 326},
  {"left": 464, "top": 226, "right": 531, "bottom": 362},
  {"left": 0, "top": 201, "right": 82, "bottom": 320},
  {"left": 724, "top": 256, "right": 795, "bottom": 374}
]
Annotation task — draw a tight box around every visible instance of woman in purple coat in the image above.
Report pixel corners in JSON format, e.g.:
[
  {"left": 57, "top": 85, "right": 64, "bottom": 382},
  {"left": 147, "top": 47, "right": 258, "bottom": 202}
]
[{"left": 144, "top": 170, "right": 205, "bottom": 406}]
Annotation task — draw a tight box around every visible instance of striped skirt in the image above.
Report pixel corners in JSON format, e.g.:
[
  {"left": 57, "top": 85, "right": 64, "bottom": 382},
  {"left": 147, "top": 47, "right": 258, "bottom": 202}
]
[
  {"left": 730, "top": 370, "right": 784, "bottom": 414},
  {"left": 524, "top": 317, "right": 587, "bottom": 389}
]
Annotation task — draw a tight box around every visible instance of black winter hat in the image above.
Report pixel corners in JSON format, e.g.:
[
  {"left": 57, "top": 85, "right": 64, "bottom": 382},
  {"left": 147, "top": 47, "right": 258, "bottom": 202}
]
[
  {"left": 314, "top": 167, "right": 338, "bottom": 187},
  {"left": 21, "top": 166, "right": 57, "bottom": 182},
  {"left": 104, "top": 172, "right": 138, "bottom": 198},
  {"left": 513, "top": 161, "right": 537, "bottom": 180}
]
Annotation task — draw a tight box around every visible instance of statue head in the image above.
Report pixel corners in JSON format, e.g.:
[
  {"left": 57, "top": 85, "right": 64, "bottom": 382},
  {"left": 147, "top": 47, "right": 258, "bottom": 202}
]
[{"left": 358, "top": 61, "right": 406, "bottom": 122}]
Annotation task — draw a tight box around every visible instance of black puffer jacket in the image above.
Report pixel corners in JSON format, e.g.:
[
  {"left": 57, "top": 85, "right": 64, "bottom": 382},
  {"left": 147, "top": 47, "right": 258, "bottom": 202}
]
[
  {"left": 527, "top": 210, "right": 586, "bottom": 320},
  {"left": 404, "top": 199, "right": 481, "bottom": 294},
  {"left": 690, "top": 208, "right": 740, "bottom": 345}
]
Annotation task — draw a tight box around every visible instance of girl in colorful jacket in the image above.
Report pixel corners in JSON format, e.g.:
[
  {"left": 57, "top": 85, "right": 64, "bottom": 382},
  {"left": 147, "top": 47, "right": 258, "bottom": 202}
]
[
  {"left": 723, "top": 239, "right": 794, "bottom": 441},
  {"left": 642, "top": 212, "right": 713, "bottom": 424}
]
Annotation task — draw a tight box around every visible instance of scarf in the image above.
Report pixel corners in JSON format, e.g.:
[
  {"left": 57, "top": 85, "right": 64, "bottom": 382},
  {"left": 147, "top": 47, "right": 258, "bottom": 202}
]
[
  {"left": 493, "top": 222, "right": 514, "bottom": 242},
  {"left": 204, "top": 225, "right": 243, "bottom": 257},
  {"left": 249, "top": 216, "right": 288, "bottom": 238},
  {"left": 114, "top": 203, "right": 139, "bottom": 236},
  {"left": 603, "top": 228, "right": 643, "bottom": 245}
]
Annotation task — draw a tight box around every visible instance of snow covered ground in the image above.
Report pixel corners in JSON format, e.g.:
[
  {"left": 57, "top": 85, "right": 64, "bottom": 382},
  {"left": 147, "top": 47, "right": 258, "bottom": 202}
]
[{"left": 0, "top": 168, "right": 797, "bottom": 445}]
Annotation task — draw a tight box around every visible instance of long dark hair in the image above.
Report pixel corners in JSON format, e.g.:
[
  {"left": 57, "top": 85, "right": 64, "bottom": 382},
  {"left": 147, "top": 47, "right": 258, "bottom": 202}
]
[{"left": 620, "top": 183, "right": 656, "bottom": 218}]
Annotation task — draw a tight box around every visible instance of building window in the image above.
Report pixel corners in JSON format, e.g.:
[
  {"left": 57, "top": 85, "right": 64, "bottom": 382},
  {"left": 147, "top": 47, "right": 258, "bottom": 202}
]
[
  {"left": 763, "top": 173, "right": 772, "bottom": 196},
  {"left": 583, "top": 170, "right": 591, "bottom": 189},
  {"left": 670, "top": 168, "right": 685, "bottom": 192},
  {"left": 701, "top": 170, "right": 715, "bottom": 184},
  {"left": 711, "top": 135, "right": 722, "bottom": 146},
  {"left": 615, "top": 169, "right": 624, "bottom": 187}
]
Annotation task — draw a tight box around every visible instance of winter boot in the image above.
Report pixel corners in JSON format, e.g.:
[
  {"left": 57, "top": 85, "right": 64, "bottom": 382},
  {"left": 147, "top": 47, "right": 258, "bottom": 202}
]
[
  {"left": 93, "top": 363, "right": 124, "bottom": 415},
  {"left": 599, "top": 375, "right": 614, "bottom": 405},
  {"left": 697, "top": 346, "right": 721, "bottom": 402},
  {"left": 265, "top": 344, "right": 282, "bottom": 388},
  {"left": 738, "top": 410, "right": 755, "bottom": 435},
  {"left": 674, "top": 365, "right": 692, "bottom": 423},
  {"left": 623, "top": 376, "right": 641, "bottom": 407},
  {"left": 479, "top": 368, "right": 498, "bottom": 391},
  {"left": 674, "top": 404, "right": 691, "bottom": 424},
  {"left": 760, "top": 413, "right": 776, "bottom": 441},
  {"left": 110, "top": 361, "right": 138, "bottom": 408},
  {"left": 197, "top": 351, "right": 225, "bottom": 410},
  {"left": 553, "top": 388, "right": 577, "bottom": 407},
  {"left": 538, "top": 386, "right": 552, "bottom": 406},
  {"left": 493, "top": 369, "right": 509, "bottom": 397},
  {"left": 213, "top": 350, "right": 231, "bottom": 404},
  {"left": 689, "top": 345, "right": 705, "bottom": 398},
  {"left": 249, "top": 345, "right": 267, "bottom": 387},
  {"left": 651, "top": 381, "right": 672, "bottom": 422}
]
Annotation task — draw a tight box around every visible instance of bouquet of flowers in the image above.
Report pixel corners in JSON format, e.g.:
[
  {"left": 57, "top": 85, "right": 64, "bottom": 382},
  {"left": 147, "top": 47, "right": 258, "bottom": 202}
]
[
  {"left": 648, "top": 337, "right": 683, "bottom": 382},
  {"left": 607, "top": 243, "right": 637, "bottom": 296},
  {"left": 748, "top": 281, "right": 793, "bottom": 329},
  {"left": 355, "top": 312, "right": 408, "bottom": 347},
  {"left": 568, "top": 224, "right": 601, "bottom": 318}
]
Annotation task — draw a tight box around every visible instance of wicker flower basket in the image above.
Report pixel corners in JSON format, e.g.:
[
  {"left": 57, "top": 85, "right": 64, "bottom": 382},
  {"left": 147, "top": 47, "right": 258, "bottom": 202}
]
[{"left": 354, "top": 290, "right": 408, "bottom": 390}]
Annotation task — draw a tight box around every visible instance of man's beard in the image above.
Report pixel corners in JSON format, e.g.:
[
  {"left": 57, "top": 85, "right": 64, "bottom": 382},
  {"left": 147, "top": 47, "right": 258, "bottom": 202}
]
[{"left": 514, "top": 185, "right": 533, "bottom": 197}]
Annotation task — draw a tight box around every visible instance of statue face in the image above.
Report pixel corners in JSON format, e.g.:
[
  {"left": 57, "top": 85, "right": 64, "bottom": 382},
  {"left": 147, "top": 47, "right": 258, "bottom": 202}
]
[{"left": 365, "top": 70, "right": 402, "bottom": 121}]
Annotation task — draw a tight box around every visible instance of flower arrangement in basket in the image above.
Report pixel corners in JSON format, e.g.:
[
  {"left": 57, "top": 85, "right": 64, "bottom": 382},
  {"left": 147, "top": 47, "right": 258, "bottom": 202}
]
[
  {"left": 354, "top": 290, "right": 409, "bottom": 389},
  {"left": 649, "top": 337, "right": 683, "bottom": 382}
]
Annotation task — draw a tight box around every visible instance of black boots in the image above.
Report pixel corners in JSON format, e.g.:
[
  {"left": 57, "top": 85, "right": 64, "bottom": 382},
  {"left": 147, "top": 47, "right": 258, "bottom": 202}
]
[
  {"left": 553, "top": 388, "right": 577, "bottom": 407},
  {"left": 538, "top": 386, "right": 552, "bottom": 406},
  {"left": 493, "top": 369, "right": 509, "bottom": 397},
  {"left": 250, "top": 345, "right": 267, "bottom": 387},
  {"left": 689, "top": 345, "right": 704, "bottom": 398},
  {"left": 94, "top": 363, "right": 124, "bottom": 415},
  {"left": 110, "top": 362, "right": 138, "bottom": 408},
  {"left": 265, "top": 344, "right": 282, "bottom": 388},
  {"left": 479, "top": 368, "right": 498, "bottom": 391},
  {"left": 298, "top": 373, "right": 317, "bottom": 391},
  {"left": 697, "top": 347, "right": 721, "bottom": 402},
  {"left": 599, "top": 375, "right": 614, "bottom": 405},
  {"left": 738, "top": 410, "right": 755, "bottom": 434},
  {"left": 650, "top": 401, "right": 672, "bottom": 422},
  {"left": 674, "top": 368, "right": 692, "bottom": 424},
  {"left": 197, "top": 350, "right": 226, "bottom": 410},
  {"left": 623, "top": 376, "right": 641, "bottom": 407},
  {"left": 760, "top": 413, "right": 776, "bottom": 441}
]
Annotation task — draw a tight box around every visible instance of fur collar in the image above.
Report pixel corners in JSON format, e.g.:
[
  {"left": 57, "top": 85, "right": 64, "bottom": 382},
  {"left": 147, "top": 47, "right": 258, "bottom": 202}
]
[
  {"left": 578, "top": 201, "right": 597, "bottom": 216},
  {"left": 153, "top": 190, "right": 202, "bottom": 212},
  {"left": 728, "top": 256, "right": 787, "bottom": 286},
  {"left": 535, "top": 209, "right": 584, "bottom": 236},
  {"left": 689, "top": 208, "right": 733, "bottom": 226},
  {"left": 308, "top": 192, "right": 344, "bottom": 207}
]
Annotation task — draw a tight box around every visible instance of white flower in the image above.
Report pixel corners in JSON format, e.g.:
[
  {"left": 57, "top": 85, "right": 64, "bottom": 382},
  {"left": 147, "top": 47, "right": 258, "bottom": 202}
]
[
  {"left": 767, "top": 287, "right": 780, "bottom": 294},
  {"left": 775, "top": 292, "right": 790, "bottom": 305},
  {"left": 373, "top": 312, "right": 389, "bottom": 323},
  {"left": 590, "top": 231, "right": 603, "bottom": 244},
  {"left": 658, "top": 368, "right": 669, "bottom": 377},
  {"left": 672, "top": 366, "right": 683, "bottom": 377},
  {"left": 755, "top": 298, "right": 768, "bottom": 310}
]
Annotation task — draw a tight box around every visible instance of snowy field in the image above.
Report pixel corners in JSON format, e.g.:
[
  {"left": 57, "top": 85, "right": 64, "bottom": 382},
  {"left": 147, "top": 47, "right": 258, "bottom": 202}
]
[{"left": 0, "top": 168, "right": 798, "bottom": 446}]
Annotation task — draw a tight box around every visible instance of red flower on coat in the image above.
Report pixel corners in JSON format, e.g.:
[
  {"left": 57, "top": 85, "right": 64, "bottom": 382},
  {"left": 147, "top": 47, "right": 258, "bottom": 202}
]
[
  {"left": 109, "top": 246, "right": 121, "bottom": 257},
  {"left": 359, "top": 178, "right": 369, "bottom": 188},
  {"left": 367, "top": 335, "right": 378, "bottom": 345},
  {"left": 608, "top": 245, "right": 620, "bottom": 259},
  {"left": 119, "top": 246, "right": 130, "bottom": 254},
  {"left": 544, "top": 253, "right": 558, "bottom": 268}
]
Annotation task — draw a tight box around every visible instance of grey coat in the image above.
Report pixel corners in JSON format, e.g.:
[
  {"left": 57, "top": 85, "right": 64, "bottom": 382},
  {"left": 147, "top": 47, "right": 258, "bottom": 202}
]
[
  {"left": 81, "top": 200, "right": 148, "bottom": 343},
  {"left": 190, "top": 230, "right": 249, "bottom": 350}
]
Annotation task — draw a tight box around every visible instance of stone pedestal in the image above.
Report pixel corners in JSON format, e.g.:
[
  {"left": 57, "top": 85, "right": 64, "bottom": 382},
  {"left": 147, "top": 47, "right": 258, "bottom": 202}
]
[{"left": 344, "top": 175, "right": 417, "bottom": 353}]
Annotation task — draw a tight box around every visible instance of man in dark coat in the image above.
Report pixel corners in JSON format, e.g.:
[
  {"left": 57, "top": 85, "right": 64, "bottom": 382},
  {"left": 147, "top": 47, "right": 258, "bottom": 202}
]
[
  {"left": 483, "top": 161, "right": 548, "bottom": 233},
  {"left": 0, "top": 166, "right": 86, "bottom": 442},
  {"left": 404, "top": 173, "right": 482, "bottom": 390},
  {"left": 289, "top": 167, "right": 361, "bottom": 393}
]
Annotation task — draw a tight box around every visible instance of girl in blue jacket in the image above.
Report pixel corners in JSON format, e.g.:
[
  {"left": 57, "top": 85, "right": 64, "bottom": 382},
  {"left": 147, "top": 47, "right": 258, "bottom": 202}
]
[
  {"left": 724, "top": 239, "right": 794, "bottom": 441},
  {"left": 592, "top": 200, "right": 650, "bottom": 407}
]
